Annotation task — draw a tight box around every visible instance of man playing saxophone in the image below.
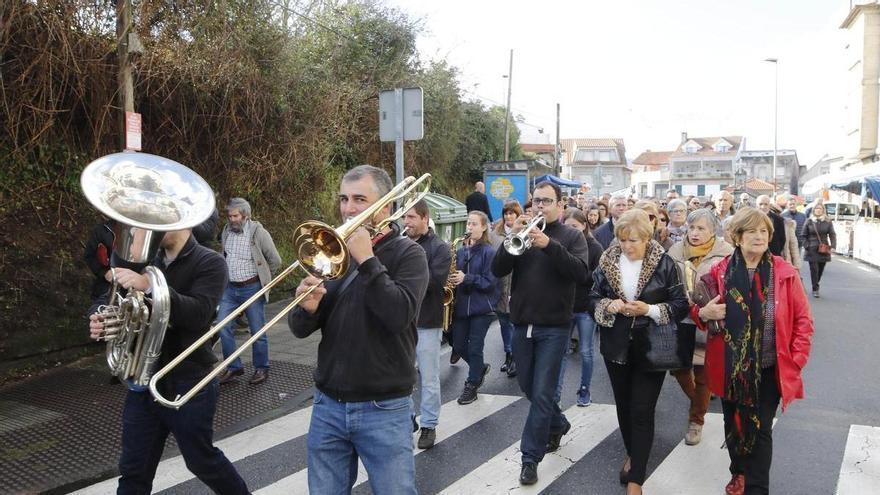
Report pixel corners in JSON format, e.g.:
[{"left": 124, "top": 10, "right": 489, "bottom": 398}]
[
  {"left": 402, "top": 199, "right": 451, "bottom": 450},
  {"left": 88, "top": 228, "right": 248, "bottom": 494}
]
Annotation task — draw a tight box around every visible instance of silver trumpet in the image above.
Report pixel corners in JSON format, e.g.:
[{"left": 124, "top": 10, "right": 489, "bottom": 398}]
[{"left": 503, "top": 212, "right": 546, "bottom": 255}]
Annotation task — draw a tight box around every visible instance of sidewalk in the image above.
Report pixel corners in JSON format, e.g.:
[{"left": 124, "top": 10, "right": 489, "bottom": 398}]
[{"left": 0, "top": 299, "right": 317, "bottom": 495}]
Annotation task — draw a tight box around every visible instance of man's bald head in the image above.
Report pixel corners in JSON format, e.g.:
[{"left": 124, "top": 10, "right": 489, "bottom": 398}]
[{"left": 475, "top": 181, "right": 485, "bottom": 193}]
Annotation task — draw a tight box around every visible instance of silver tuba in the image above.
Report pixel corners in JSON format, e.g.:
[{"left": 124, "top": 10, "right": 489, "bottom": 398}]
[
  {"left": 81, "top": 152, "right": 216, "bottom": 386},
  {"left": 503, "top": 212, "right": 546, "bottom": 255}
]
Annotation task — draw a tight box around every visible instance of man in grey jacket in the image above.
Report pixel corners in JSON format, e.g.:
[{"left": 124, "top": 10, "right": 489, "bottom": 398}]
[{"left": 217, "top": 198, "right": 282, "bottom": 385}]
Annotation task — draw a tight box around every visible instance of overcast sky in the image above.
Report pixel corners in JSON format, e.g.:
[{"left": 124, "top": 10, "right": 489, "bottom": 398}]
[{"left": 387, "top": 0, "right": 855, "bottom": 167}]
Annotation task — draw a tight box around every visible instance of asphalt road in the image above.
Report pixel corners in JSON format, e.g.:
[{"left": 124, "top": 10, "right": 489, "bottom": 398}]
[{"left": 74, "top": 254, "right": 880, "bottom": 494}]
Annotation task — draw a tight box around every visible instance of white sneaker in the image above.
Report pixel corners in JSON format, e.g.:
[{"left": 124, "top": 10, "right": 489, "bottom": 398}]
[{"left": 685, "top": 422, "right": 702, "bottom": 445}]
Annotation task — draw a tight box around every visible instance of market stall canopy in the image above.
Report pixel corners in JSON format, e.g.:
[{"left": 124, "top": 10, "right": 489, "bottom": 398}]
[
  {"left": 802, "top": 163, "right": 880, "bottom": 195},
  {"left": 531, "top": 174, "right": 581, "bottom": 188}
]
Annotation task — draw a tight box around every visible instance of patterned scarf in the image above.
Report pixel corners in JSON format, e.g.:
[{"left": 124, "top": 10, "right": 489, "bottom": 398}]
[{"left": 721, "top": 247, "right": 772, "bottom": 455}]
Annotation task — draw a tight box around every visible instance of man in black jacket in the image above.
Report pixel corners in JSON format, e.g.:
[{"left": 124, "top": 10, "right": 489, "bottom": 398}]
[
  {"left": 757, "top": 195, "right": 787, "bottom": 256},
  {"left": 465, "top": 181, "right": 493, "bottom": 222},
  {"left": 593, "top": 194, "right": 629, "bottom": 249},
  {"left": 403, "top": 199, "right": 451, "bottom": 450},
  {"left": 492, "top": 181, "right": 591, "bottom": 486},
  {"left": 88, "top": 229, "right": 248, "bottom": 494},
  {"left": 289, "top": 165, "right": 428, "bottom": 494}
]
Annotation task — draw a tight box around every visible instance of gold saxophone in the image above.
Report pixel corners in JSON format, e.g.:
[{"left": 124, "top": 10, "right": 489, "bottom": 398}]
[{"left": 442, "top": 232, "right": 471, "bottom": 332}]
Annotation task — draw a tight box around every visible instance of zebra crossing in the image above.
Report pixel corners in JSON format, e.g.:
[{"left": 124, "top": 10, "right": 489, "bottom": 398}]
[{"left": 73, "top": 393, "right": 879, "bottom": 494}]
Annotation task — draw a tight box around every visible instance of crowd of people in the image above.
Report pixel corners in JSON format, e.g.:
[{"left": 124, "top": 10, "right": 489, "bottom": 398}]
[{"left": 83, "top": 168, "right": 821, "bottom": 495}]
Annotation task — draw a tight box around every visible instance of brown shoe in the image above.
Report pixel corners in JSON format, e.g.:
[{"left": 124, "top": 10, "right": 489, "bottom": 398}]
[
  {"left": 725, "top": 474, "right": 745, "bottom": 495},
  {"left": 218, "top": 368, "right": 244, "bottom": 384},
  {"left": 249, "top": 369, "right": 268, "bottom": 385}
]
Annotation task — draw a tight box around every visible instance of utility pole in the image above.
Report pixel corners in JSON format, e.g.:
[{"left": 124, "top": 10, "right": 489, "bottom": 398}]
[
  {"left": 116, "top": 0, "right": 134, "bottom": 150},
  {"left": 503, "top": 49, "right": 513, "bottom": 161},
  {"left": 555, "top": 103, "right": 561, "bottom": 177}
]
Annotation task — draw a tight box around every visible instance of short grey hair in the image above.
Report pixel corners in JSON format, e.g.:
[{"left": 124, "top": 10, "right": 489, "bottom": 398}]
[
  {"left": 687, "top": 207, "right": 720, "bottom": 233},
  {"left": 609, "top": 194, "right": 628, "bottom": 204},
  {"left": 226, "top": 197, "right": 252, "bottom": 218},
  {"left": 667, "top": 198, "right": 687, "bottom": 212},
  {"left": 342, "top": 164, "right": 393, "bottom": 197}
]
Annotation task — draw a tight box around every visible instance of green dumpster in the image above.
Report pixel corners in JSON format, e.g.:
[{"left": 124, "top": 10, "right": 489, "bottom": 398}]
[{"left": 423, "top": 192, "right": 468, "bottom": 243}]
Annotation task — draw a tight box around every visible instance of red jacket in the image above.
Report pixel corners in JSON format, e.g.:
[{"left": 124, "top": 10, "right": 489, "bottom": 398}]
[{"left": 691, "top": 255, "right": 814, "bottom": 410}]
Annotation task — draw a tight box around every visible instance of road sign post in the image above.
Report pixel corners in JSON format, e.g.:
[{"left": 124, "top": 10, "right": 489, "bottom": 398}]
[{"left": 379, "top": 87, "right": 423, "bottom": 184}]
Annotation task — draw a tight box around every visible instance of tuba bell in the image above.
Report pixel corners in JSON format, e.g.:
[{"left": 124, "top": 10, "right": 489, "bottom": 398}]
[{"left": 81, "top": 152, "right": 216, "bottom": 386}]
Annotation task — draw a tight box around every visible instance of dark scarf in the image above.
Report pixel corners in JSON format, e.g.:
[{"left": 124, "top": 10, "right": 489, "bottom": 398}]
[{"left": 722, "top": 247, "right": 772, "bottom": 455}]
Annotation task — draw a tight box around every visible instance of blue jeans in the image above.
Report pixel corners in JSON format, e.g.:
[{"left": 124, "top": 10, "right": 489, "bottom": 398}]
[
  {"left": 118, "top": 378, "right": 248, "bottom": 494},
  {"left": 452, "top": 314, "right": 495, "bottom": 384},
  {"left": 556, "top": 312, "right": 596, "bottom": 402},
  {"left": 218, "top": 281, "right": 269, "bottom": 370},
  {"left": 307, "top": 389, "right": 416, "bottom": 494},
  {"left": 497, "top": 312, "right": 514, "bottom": 354},
  {"left": 413, "top": 327, "right": 442, "bottom": 428},
  {"left": 513, "top": 324, "right": 570, "bottom": 464}
]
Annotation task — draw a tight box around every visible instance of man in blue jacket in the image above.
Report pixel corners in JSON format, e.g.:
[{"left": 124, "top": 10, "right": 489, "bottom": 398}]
[{"left": 492, "top": 181, "right": 591, "bottom": 486}]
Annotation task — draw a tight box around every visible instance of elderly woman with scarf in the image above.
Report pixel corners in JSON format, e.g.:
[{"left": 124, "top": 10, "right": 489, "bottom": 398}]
[
  {"left": 666, "top": 208, "right": 733, "bottom": 447},
  {"left": 589, "top": 209, "right": 689, "bottom": 495},
  {"left": 694, "top": 207, "right": 813, "bottom": 495}
]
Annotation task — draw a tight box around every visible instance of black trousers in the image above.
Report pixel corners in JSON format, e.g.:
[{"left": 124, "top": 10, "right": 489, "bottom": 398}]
[
  {"left": 604, "top": 357, "right": 666, "bottom": 485},
  {"left": 721, "top": 366, "right": 781, "bottom": 495},
  {"left": 808, "top": 261, "right": 826, "bottom": 291}
]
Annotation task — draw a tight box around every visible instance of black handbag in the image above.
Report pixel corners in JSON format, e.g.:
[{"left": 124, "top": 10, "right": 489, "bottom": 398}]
[{"left": 644, "top": 320, "right": 693, "bottom": 371}]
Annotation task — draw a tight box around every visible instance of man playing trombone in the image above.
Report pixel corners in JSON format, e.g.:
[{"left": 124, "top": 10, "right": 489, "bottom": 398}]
[
  {"left": 492, "top": 181, "right": 592, "bottom": 486},
  {"left": 288, "top": 165, "right": 429, "bottom": 494}
]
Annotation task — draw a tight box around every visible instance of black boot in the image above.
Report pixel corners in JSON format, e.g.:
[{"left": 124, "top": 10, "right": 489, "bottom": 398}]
[
  {"left": 500, "top": 352, "right": 513, "bottom": 373},
  {"left": 506, "top": 358, "right": 517, "bottom": 378}
]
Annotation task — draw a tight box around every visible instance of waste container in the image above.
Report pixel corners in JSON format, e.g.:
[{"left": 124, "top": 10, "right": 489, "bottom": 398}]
[{"left": 423, "top": 192, "right": 468, "bottom": 243}]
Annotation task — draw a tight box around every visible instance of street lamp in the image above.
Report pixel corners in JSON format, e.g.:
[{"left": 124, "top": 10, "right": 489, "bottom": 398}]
[{"left": 764, "top": 57, "right": 778, "bottom": 195}]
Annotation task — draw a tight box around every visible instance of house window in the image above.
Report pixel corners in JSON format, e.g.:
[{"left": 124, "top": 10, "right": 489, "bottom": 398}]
[
  {"left": 685, "top": 145, "right": 698, "bottom": 154},
  {"left": 716, "top": 144, "right": 730, "bottom": 153},
  {"left": 603, "top": 175, "right": 613, "bottom": 186},
  {"left": 598, "top": 150, "right": 613, "bottom": 162},
  {"left": 574, "top": 149, "right": 595, "bottom": 161},
  {"left": 697, "top": 185, "right": 705, "bottom": 196}
]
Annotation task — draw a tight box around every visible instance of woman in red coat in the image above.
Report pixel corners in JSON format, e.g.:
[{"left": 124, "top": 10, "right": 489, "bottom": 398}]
[{"left": 693, "top": 207, "right": 813, "bottom": 495}]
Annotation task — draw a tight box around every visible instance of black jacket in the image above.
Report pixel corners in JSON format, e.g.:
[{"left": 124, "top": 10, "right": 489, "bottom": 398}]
[
  {"left": 802, "top": 218, "right": 836, "bottom": 263},
  {"left": 88, "top": 234, "right": 227, "bottom": 381},
  {"left": 491, "top": 219, "right": 591, "bottom": 327},
  {"left": 153, "top": 234, "right": 228, "bottom": 380},
  {"left": 414, "top": 229, "right": 451, "bottom": 328},
  {"left": 465, "top": 191, "right": 493, "bottom": 222},
  {"left": 84, "top": 221, "right": 116, "bottom": 300},
  {"left": 288, "top": 223, "right": 429, "bottom": 402},
  {"left": 574, "top": 233, "right": 603, "bottom": 313},
  {"left": 593, "top": 219, "right": 615, "bottom": 250},
  {"left": 768, "top": 211, "right": 786, "bottom": 256},
  {"left": 588, "top": 240, "right": 689, "bottom": 365}
]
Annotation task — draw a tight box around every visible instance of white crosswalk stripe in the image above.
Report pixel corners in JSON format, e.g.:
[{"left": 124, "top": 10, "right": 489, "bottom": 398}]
[
  {"left": 836, "top": 425, "right": 880, "bottom": 494},
  {"left": 72, "top": 392, "right": 880, "bottom": 495},
  {"left": 254, "top": 393, "right": 520, "bottom": 494},
  {"left": 72, "top": 406, "right": 314, "bottom": 495},
  {"left": 437, "top": 404, "right": 619, "bottom": 494}
]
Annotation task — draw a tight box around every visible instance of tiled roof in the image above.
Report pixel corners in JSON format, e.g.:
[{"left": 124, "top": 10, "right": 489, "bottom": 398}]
[
  {"left": 632, "top": 151, "right": 673, "bottom": 167},
  {"left": 671, "top": 136, "right": 743, "bottom": 158},
  {"left": 521, "top": 143, "right": 556, "bottom": 153},
  {"left": 745, "top": 178, "right": 775, "bottom": 190},
  {"left": 561, "top": 138, "right": 627, "bottom": 164}
]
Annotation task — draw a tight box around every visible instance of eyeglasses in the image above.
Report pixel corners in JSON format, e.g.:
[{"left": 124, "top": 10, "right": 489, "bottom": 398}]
[
  {"left": 670, "top": 209, "right": 687, "bottom": 214},
  {"left": 532, "top": 197, "right": 556, "bottom": 205}
]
